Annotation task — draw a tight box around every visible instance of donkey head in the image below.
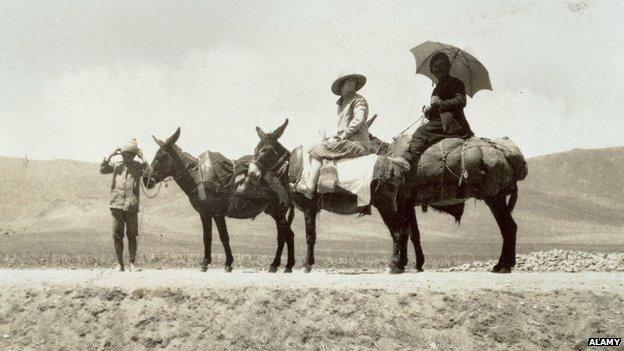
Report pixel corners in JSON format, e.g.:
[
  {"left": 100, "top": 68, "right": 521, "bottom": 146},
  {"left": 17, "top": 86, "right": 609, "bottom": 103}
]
[
  {"left": 149, "top": 127, "right": 182, "bottom": 183},
  {"left": 247, "top": 119, "right": 290, "bottom": 185}
]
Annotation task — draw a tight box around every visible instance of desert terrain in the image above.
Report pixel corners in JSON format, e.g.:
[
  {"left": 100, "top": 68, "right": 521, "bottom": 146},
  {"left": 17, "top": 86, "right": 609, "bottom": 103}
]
[
  {"left": 1, "top": 147, "right": 623, "bottom": 270},
  {"left": 1, "top": 269, "right": 623, "bottom": 350},
  {"left": 1, "top": 147, "right": 623, "bottom": 350}
]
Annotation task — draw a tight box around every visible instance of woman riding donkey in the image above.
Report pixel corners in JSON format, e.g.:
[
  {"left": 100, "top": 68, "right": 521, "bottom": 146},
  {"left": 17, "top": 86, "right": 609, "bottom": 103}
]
[
  {"left": 295, "top": 73, "right": 373, "bottom": 198},
  {"left": 389, "top": 52, "right": 474, "bottom": 173},
  {"left": 248, "top": 57, "right": 525, "bottom": 274}
]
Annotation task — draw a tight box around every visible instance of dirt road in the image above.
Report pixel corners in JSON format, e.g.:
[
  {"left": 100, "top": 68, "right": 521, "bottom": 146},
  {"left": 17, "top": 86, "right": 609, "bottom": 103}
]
[{"left": 1, "top": 269, "right": 623, "bottom": 350}]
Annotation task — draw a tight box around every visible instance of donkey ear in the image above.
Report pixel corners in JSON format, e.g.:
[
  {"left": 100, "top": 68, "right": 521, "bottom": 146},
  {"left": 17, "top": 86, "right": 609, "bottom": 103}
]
[
  {"left": 366, "top": 114, "right": 378, "bottom": 128},
  {"left": 270, "top": 119, "right": 289, "bottom": 139},
  {"left": 165, "top": 127, "right": 181, "bottom": 146},
  {"left": 152, "top": 135, "right": 165, "bottom": 147},
  {"left": 256, "top": 126, "right": 267, "bottom": 139}
]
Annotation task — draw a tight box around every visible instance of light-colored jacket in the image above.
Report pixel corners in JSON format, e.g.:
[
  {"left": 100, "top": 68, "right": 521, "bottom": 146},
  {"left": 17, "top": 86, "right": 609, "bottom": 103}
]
[
  {"left": 100, "top": 160, "right": 148, "bottom": 212},
  {"left": 335, "top": 93, "right": 371, "bottom": 149}
]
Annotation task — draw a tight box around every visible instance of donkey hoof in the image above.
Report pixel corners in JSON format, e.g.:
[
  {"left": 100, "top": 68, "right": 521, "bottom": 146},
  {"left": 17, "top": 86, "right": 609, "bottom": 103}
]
[
  {"left": 496, "top": 267, "right": 512, "bottom": 274},
  {"left": 415, "top": 267, "right": 424, "bottom": 273},
  {"left": 284, "top": 267, "right": 293, "bottom": 273},
  {"left": 224, "top": 265, "right": 233, "bottom": 273},
  {"left": 386, "top": 266, "right": 405, "bottom": 274},
  {"left": 303, "top": 264, "right": 312, "bottom": 273},
  {"left": 268, "top": 265, "right": 278, "bottom": 273},
  {"left": 200, "top": 265, "right": 208, "bottom": 272},
  {"left": 491, "top": 264, "right": 502, "bottom": 273}
]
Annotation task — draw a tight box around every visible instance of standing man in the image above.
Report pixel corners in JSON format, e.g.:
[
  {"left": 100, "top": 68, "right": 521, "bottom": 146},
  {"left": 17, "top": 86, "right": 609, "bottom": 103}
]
[
  {"left": 100, "top": 139, "right": 149, "bottom": 272},
  {"left": 391, "top": 52, "right": 474, "bottom": 172}
]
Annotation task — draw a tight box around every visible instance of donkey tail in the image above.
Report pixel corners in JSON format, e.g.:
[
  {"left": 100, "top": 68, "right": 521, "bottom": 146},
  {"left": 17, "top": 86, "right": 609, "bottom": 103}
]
[
  {"left": 287, "top": 202, "right": 295, "bottom": 226},
  {"left": 507, "top": 184, "right": 518, "bottom": 213}
]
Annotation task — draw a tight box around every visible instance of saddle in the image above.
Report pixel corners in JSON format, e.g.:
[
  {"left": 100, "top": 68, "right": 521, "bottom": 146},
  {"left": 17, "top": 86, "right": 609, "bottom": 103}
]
[
  {"left": 290, "top": 146, "right": 378, "bottom": 206},
  {"left": 288, "top": 146, "right": 340, "bottom": 194},
  {"left": 198, "top": 150, "right": 290, "bottom": 210},
  {"left": 197, "top": 151, "right": 258, "bottom": 195}
]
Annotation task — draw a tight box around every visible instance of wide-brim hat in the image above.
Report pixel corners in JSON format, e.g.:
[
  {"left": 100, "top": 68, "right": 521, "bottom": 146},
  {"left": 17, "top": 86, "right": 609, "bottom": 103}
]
[
  {"left": 331, "top": 73, "right": 366, "bottom": 95},
  {"left": 120, "top": 138, "right": 139, "bottom": 155}
]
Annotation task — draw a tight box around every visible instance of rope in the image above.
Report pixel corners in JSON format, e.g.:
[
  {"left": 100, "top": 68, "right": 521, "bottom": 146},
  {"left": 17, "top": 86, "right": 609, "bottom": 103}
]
[
  {"left": 433, "top": 142, "right": 463, "bottom": 200},
  {"left": 399, "top": 114, "right": 426, "bottom": 135},
  {"left": 140, "top": 164, "right": 165, "bottom": 199}
]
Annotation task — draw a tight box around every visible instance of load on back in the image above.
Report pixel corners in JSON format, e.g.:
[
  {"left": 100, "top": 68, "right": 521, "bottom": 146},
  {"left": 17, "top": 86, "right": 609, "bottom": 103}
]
[{"left": 380, "top": 135, "right": 527, "bottom": 206}]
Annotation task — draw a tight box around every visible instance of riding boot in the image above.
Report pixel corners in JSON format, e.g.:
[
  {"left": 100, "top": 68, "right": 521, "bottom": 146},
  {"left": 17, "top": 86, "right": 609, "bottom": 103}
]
[
  {"left": 295, "top": 158, "right": 321, "bottom": 199},
  {"left": 386, "top": 156, "right": 411, "bottom": 172}
]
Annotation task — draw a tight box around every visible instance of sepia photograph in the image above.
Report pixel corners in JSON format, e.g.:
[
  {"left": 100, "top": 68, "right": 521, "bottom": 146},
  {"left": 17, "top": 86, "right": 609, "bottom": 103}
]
[{"left": 0, "top": 1, "right": 623, "bottom": 350}]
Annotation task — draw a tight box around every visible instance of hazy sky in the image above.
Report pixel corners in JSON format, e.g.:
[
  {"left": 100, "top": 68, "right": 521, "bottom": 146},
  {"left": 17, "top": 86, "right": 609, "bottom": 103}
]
[{"left": 1, "top": 0, "right": 623, "bottom": 162}]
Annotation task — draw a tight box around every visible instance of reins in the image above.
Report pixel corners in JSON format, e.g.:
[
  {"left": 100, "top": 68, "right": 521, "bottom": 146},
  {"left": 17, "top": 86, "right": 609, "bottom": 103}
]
[
  {"left": 140, "top": 164, "right": 164, "bottom": 199},
  {"left": 399, "top": 113, "right": 426, "bottom": 135}
]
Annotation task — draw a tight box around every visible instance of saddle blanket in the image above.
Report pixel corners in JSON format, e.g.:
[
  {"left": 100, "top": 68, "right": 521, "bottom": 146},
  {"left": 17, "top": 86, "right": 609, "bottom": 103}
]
[{"left": 299, "top": 152, "right": 378, "bottom": 206}]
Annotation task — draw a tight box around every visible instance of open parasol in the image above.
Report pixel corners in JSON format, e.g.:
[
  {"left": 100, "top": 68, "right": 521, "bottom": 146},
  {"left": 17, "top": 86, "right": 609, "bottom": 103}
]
[{"left": 410, "top": 41, "right": 492, "bottom": 97}]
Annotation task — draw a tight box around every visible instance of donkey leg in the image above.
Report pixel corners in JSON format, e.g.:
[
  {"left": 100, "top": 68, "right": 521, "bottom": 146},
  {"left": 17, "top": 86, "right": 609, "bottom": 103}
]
[
  {"left": 199, "top": 214, "right": 213, "bottom": 272},
  {"left": 302, "top": 206, "right": 318, "bottom": 273},
  {"left": 213, "top": 216, "right": 234, "bottom": 272},
  {"left": 399, "top": 225, "right": 409, "bottom": 270},
  {"left": 284, "top": 223, "right": 296, "bottom": 273},
  {"left": 485, "top": 194, "right": 518, "bottom": 273},
  {"left": 271, "top": 207, "right": 295, "bottom": 273},
  {"left": 269, "top": 234, "right": 285, "bottom": 273},
  {"left": 377, "top": 205, "right": 406, "bottom": 274},
  {"left": 267, "top": 209, "right": 285, "bottom": 273},
  {"left": 397, "top": 202, "right": 411, "bottom": 270},
  {"left": 408, "top": 207, "right": 425, "bottom": 272}
]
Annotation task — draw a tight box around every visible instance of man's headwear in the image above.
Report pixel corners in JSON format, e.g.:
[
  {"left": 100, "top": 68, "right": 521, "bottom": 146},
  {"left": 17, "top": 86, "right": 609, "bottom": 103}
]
[
  {"left": 331, "top": 73, "right": 367, "bottom": 95},
  {"left": 120, "top": 138, "right": 139, "bottom": 155}
]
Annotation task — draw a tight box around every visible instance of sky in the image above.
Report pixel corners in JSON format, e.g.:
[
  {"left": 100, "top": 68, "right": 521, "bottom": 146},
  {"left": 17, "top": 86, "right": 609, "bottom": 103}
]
[{"left": 1, "top": 0, "right": 623, "bottom": 162}]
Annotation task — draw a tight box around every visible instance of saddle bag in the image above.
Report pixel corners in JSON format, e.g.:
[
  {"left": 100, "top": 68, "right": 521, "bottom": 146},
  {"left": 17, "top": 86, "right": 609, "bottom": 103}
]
[
  {"left": 489, "top": 137, "right": 528, "bottom": 181},
  {"left": 318, "top": 160, "right": 338, "bottom": 194}
]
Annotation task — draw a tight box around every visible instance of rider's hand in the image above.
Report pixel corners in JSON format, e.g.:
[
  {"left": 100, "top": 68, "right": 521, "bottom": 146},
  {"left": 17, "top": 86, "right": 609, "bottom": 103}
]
[
  {"left": 430, "top": 96, "right": 442, "bottom": 109},
  {"left": 422, "top": 105, "right": 435, "bottom": 118}
]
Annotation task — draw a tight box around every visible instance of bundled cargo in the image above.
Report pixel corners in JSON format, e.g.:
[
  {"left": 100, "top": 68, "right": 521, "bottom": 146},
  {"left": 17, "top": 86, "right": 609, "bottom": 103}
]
[{"left": 378, "top": 135, "right": 528, "bottom": 204}]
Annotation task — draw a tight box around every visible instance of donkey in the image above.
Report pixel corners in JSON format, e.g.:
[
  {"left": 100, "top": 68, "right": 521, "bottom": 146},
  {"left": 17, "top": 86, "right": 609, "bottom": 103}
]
[
  {"left": 245, "top": 119, "right": 520, "bottom": 273},
  {"left": 147, "top": 127, "right": 296, "bottom": 273},
  {"left": 243, "top": 119, "right": 412, "bottom": 273}
]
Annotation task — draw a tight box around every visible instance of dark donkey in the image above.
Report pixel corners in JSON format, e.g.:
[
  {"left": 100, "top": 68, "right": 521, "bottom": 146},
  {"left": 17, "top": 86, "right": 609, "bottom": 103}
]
[
  {"left": 148, "top": 127, "right": 296, "bottom": 272},
  {"left": 245, "top": 119, "right": 520, "bottom": 273},
  {"left": 244, "top": 119, "right": 413, "bottom": 273}
]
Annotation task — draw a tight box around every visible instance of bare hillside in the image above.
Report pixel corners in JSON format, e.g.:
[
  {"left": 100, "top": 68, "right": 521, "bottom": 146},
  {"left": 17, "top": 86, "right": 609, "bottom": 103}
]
[{"left": 1, "top": 147, "right": 623, "bottom": 269}]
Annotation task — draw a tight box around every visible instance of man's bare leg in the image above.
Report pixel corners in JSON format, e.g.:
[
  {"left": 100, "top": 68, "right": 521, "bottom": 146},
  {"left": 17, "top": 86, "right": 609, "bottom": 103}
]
[{"left": 114, "top": 238, "right": 124, "bottom": 271}]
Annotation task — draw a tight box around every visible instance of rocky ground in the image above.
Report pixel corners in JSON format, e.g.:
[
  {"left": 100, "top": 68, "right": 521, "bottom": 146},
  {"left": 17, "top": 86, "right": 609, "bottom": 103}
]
[
  {"left": 444, "top": 249, "right": 624, "bottom": 272},
  {"left": 1, "top": 268, "right": 623, "bottom": 351}
]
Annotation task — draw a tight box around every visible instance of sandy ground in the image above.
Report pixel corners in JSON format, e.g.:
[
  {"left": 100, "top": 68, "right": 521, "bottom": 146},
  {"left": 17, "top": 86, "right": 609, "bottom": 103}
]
[{"left": 1, "top": 269, "right": 623, "bottom": 350}]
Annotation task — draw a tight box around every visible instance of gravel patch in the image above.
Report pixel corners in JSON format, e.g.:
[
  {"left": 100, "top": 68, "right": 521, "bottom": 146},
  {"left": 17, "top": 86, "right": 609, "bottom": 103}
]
[{"left": 444, "top": 249, "right": 624, "bottom": 272}]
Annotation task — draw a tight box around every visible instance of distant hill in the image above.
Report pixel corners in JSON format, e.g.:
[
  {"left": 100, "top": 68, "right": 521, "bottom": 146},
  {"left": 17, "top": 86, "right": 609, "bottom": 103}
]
[
  {"left": 1, "top": 147, "right": 623, "bottom": 244},
  {"left": 517, "top": 147, "right": 624, "bottom": 223}
]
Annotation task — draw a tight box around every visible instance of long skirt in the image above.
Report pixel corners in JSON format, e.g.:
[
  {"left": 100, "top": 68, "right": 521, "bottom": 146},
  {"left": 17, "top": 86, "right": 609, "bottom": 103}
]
[{"left": 309, "top": 139, "right": 370, "bottom": 160}]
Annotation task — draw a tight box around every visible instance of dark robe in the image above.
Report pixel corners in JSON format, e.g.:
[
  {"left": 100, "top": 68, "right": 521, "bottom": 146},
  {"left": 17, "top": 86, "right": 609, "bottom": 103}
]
[{"left": 402, "top": 75, "right": 474, "bottom": 162}]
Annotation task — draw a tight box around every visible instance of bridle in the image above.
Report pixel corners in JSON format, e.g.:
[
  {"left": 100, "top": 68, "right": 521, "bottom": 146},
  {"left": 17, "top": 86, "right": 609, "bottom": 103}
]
[
  {"left": 158, "top": 146, "right": 202, "bottom": 195},
  {"left": 252, "top": 137, "right": 291, "bottom": 180}
]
